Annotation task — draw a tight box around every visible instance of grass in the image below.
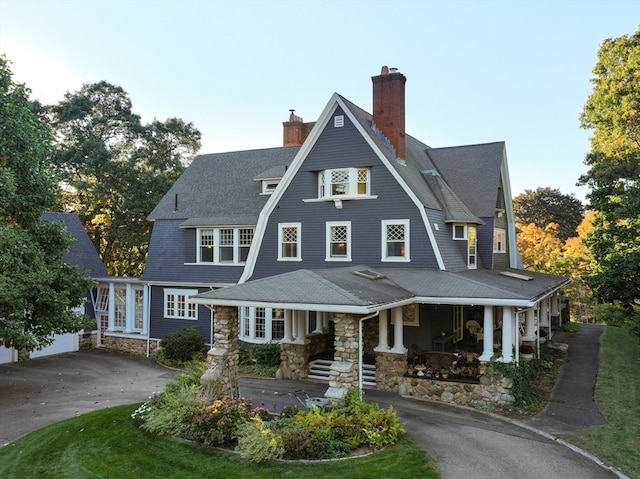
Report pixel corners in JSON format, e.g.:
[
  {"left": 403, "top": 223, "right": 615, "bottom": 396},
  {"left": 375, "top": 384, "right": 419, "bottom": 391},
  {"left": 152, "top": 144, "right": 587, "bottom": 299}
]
[
  {"left": 0, "top": 404, "right": 440, "bottom": 479},
  {"left": 563, "top": 326, "right": 640, "bottom": 479}
]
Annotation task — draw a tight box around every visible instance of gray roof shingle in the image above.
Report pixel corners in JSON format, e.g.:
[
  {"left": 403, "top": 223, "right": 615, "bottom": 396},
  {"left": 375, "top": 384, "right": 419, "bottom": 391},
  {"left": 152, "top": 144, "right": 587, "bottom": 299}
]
[
  {"left": 41, "top": 212, "right": 108, "bottom": 277},
  {"left": 148, "top": 146, "right": 301, "bottom": 225}
]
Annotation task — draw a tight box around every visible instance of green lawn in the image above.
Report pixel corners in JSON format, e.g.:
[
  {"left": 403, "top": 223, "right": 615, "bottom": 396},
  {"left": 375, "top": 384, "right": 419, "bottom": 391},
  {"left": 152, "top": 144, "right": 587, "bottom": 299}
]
[
  {"left": 0, "top": 404, "right": 440, "bottom": 479},
  {"left": 564, "top": 326, "right": 640, "bottom": 479}
]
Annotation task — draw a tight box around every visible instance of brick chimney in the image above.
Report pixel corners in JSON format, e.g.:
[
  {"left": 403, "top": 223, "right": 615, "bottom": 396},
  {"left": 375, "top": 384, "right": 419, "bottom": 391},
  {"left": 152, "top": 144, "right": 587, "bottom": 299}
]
[
  {"left": 372, "top": 66, "right": 406, "bottom": 159},
  {"left": 283, "top": 110, "right": 315, "bottom": 146}
]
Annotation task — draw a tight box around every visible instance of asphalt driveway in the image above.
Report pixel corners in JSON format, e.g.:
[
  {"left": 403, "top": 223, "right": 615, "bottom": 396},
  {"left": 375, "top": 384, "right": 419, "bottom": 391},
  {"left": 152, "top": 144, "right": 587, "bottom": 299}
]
[
  {"left": 0, "top": 349, "right": 176, "bottom": 447},
  {"left": 0, "top": 347, "right": 622, "bottom": 479}
]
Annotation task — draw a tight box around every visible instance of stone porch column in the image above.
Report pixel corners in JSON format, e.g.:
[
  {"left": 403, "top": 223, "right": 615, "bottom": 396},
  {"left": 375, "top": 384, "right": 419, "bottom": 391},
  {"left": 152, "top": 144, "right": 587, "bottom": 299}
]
[
  {"left": 200, "top": 305, "right": 239, "bottom": 400},
  {"left": 500, "top": 306, "right": 514, "bottom": 362},
  {"left": 326, "top": 312, "right": 359, "bottom": 400},
  {"left": 479, "top": 305, "right": 494, "bottom": 361}
]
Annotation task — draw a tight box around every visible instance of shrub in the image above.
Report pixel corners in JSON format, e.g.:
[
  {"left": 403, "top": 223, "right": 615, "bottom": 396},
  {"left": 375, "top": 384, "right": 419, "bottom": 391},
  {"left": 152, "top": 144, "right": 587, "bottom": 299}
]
[
  {"left": 160, "top": 327, "right": 206, "bottom": 363},
  {"left": 132, "top": 383, "right": 204, "bottom": 439},
  {"left": 279, "top": 425, "right": 344, "bottom": 460},
  {"left": 239, "top": 342, "right": 281, "bottom": 367},
  {"left": 235, "top": 417, "right": 285, "bottom": 462},
  {"left": 191, "top": 396, "right": 255, "bottom": 447}
]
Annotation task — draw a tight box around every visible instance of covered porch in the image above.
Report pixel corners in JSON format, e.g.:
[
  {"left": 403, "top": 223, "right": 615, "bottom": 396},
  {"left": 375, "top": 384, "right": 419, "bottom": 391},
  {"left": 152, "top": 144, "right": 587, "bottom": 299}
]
[{"left": 191, "top": 265, "right": 569, "bottom": 404}]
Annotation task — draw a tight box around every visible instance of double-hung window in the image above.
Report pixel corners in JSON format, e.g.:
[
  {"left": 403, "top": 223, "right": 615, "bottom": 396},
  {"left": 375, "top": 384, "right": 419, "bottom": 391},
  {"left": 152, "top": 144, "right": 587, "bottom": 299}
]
[
  {"left": 278, "top": 223, "right": 301, "bottom": 260},
  {"left": 197, "top": 227, "right": 254, "bottom": 264},
  {"left": 318, "top": 168, "right": 370, "bottom": 198},
  {"left": 382, "top": 219, "right": 410, "bottom": 261},
  {"left": 164, "top": 289, "right": 198, "bottom": 320},
  {"left": 493, "top": 228, "right": 506, "bottom": 253},
  {"left": 326, "top": 221, "right": 351, "bottom": 261}
]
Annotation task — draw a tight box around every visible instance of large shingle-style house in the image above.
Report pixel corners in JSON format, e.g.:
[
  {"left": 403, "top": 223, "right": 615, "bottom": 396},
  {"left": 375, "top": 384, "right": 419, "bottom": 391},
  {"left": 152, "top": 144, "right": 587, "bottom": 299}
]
[{"left": 143, "top": 67, "right": 568, "bottom": 401}]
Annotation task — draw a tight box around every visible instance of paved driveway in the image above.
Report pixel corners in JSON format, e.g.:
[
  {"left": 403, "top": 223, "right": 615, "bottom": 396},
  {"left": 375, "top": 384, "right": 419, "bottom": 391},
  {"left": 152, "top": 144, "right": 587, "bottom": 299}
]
[
  {"left": 0, "top": 350, "right": 621, "bottom": 478},
  {"left": 0, "top": 349, "right": 176, "bottom": 447}
]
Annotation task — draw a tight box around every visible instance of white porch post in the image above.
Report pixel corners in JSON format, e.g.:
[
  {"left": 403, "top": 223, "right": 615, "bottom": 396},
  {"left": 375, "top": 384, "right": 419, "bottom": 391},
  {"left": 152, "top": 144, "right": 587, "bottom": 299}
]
[
  {"left": 312, "top": 311, "right": 323, "bottom": 333},
  {"left": 124, "top": 283, "right": 134, "bottom": 333},
  {"left": 107, "top": 282, "right": 115, "bottom": 331},
  {"left": 479, "top": 305, "right": 494, "bottom": 361},
  {"left": 523, "top": 308, "right": 536, "bottom": 341},
  {"left": 283, "top": 309, "right": 293, "bottom": 342},
  {"left": 141, "top": 285, "right": 149, "bottom": 335},
  {"left": 294, "top": 310, "right": 307, "bottom": 344},
  {"left": 500, "top": 306, "right": 514, "bottom": 362},
  {"left": 391, "top": 307, "right": 406, "bottom": 353},
  {"left": 375, "top": 309, "right": 390, "bottom": 352}
]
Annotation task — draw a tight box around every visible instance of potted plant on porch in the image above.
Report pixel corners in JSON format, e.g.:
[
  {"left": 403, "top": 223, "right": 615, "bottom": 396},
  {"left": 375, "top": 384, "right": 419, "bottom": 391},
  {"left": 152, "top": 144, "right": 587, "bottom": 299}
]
[{"left": 519, "top": 344, "right": 535, "bottom": 361}]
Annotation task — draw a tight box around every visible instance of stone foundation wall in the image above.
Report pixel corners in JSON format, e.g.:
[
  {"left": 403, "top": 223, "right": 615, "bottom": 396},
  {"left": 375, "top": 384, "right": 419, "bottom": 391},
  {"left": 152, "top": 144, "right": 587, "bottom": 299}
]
[
  {"left": 400, "top": 375, "right": 516, "bottom": 407},
  {"left": 79, "top": 332, "right": 96, "bottom": 350},
  {"left": 105, "top": 335, "right": 159, "bottom": 356},
  {"left": 375, "top": 351, "right": 408, "bottom": 392}
]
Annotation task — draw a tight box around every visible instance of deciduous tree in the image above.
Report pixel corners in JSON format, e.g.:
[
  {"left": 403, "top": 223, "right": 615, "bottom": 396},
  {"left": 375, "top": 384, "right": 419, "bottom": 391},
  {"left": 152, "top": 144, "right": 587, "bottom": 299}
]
[
  {"left": 578, "top": 28, "right": 640, "bottom": 311},
  {"left": 50, "top": 82, "right": 201, "bottom": 276},
  {"left": 513, "top": 187, "right": 584, "bottom": 241},
  {"left": 0, "top": 56, "right": 94, "bottom": 351}
]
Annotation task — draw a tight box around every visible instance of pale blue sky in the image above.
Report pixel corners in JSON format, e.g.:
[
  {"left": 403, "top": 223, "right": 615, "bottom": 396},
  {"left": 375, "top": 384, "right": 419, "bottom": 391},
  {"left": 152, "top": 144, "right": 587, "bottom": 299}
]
[{"left": 1, "top": 0, "right": 638, "bottom": 203}]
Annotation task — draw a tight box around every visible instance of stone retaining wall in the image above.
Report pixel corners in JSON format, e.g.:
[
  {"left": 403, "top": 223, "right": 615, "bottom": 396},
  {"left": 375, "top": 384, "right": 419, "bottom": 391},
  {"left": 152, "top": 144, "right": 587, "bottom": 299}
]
[
  {"left": 104, "top": 335, "right": 159, "bottom": 356},
  {"left": 400, "top": 375, "right": 516, "bottom": 407}
]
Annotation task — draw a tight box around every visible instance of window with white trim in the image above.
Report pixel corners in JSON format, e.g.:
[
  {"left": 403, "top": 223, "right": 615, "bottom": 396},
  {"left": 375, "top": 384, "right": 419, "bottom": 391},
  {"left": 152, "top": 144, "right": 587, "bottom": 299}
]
[
  {"left": 95, "top": 287, "right": 109, "bottom": 313},
  {"left": 278, "top": 223, "right": 301, "bottom": 260},
  {"left": 453, "top": 223, "right": 468, "bottom": 240},
  {"left": 318, "top": 168, "right": 370, "bottom": 199},
  {"left": 240, "top": 307, "right": 286, "bottom": 342},
  {"left": 197, "top": 227, "right": 254, "bottom": 264},
  {"left": 261, "top": 180, "right": 279, "bottom": 194},
  {"left": 468, "top": 225, "right": 477, "bottom": 269},
  {"left": 134, "top": 287, "right": 144, "bottom": 330},
  {"left": 493, "top": 228, "right": 506, "bottom": 253},
  {"left": 382, "top": 219, "right": 409, "bottom": 261},
  {"left": 164, "top": 289, "right": 198, "bottom": 320},
  {"left": 326, "top": 221, "right": 351, "bottom": 261},
  {"left": 114, "top": 287, "right": 126, "bottom": 330}
]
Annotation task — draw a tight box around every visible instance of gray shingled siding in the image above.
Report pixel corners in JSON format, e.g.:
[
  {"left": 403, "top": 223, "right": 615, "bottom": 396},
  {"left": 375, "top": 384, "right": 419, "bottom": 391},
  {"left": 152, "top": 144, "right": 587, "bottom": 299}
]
[
  {"left": 250, "top": 107, "right": 439, "bottom": 279},
  {"left": 143, "top": 220, "right": 244, "bottom": 284},
  {"left": 149, "top": 285, "right": 214, "bottom": 344},
  {"left": 429, "top": 210, "right": 466, "bottom": 271},
  {"left": 477, "top": 219, "right": 494, "bottom": 269}
]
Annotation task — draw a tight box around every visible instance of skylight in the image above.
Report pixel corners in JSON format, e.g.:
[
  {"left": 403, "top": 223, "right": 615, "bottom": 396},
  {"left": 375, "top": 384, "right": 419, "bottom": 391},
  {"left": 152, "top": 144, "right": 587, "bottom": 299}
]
[
  {"left": 500, "top": 271, "right": 533, "bottom": 281},
  {"left": 353, "top": 270, "right": 386, "bottom": 281}
]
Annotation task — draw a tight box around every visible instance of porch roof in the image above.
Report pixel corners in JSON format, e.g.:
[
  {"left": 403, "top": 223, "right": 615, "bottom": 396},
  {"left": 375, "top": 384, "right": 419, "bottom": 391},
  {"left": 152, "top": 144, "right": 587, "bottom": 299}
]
[
  {"left": 191, "top": 265, "right": 569, "bottom": 312},
  {"left": 191, "top": 266, "right": 416, "bottom": 314}
]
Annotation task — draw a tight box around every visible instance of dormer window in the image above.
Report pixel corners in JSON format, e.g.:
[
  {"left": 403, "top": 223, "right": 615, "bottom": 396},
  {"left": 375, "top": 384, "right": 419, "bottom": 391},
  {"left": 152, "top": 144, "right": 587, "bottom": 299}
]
[
  {"left": 318, "top": 168, "right": 370, "bottom": 199},
  {"left": 261, "top": 179, "right": 279, "bottom": 194}
]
